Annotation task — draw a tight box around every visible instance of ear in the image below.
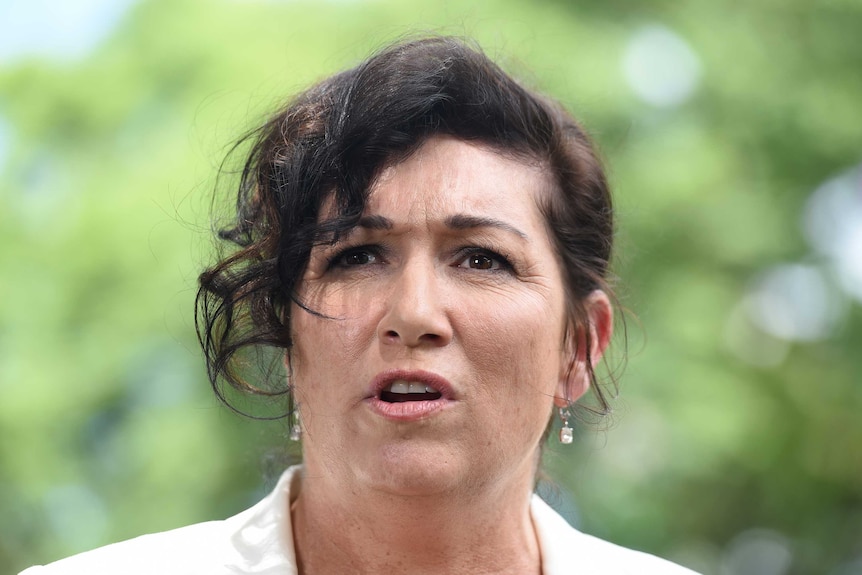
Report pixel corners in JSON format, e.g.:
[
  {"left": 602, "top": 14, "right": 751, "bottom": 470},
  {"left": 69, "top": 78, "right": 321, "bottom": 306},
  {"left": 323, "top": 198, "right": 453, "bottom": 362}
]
[{"left": 554, "top": 290, "right": 614, "bottom": 407}]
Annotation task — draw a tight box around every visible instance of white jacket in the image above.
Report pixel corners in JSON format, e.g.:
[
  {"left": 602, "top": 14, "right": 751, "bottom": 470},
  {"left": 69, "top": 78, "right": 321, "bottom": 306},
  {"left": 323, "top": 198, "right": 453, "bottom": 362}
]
[{"left": 21, "top": 466, "right": 698, "bottom": 574}]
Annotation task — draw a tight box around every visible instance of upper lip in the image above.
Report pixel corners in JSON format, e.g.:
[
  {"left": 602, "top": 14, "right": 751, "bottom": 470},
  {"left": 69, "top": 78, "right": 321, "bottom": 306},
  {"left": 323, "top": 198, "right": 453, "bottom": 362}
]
[{"left": 369, "top": 369, "right": 456, "bottom": 400}]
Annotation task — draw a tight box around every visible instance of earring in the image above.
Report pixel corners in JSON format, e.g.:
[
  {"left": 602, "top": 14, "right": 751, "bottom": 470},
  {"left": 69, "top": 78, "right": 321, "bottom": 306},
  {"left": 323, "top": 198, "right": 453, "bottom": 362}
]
[
  {"left": 559, "top": 407, "right": 573, "bottom": 444},
  {"left": 289, "top": 410, "right": 302, "bottom": 442}
]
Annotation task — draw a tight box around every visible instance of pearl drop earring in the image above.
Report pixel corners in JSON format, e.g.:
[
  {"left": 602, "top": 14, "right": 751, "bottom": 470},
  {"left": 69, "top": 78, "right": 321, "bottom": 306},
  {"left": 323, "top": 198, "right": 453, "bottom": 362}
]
[
  {"left": 559, "top": 407, "right": 573, "bottom": 444},
  {"left": 290, "top": 410, "right": 302, "bottom": 442}
]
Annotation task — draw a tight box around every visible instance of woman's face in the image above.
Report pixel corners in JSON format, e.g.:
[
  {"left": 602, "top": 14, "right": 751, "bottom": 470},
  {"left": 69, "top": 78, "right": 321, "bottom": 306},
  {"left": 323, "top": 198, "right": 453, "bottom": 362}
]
[{"left": 291, "top": 136, "right": 600, "bottom": 497}]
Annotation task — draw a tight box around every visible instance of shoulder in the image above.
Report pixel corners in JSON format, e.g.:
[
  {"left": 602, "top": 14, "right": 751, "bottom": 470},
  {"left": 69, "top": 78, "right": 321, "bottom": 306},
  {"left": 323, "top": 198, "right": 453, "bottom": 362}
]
[
  {"left": 19, "top": 466, "right": 302, "bottom": 575},
  {"left": 17, "top": 520, "right": 232, "bottom": 575},
  {"left": 531, "top": 495, "right": 701, "bottom": 575}
]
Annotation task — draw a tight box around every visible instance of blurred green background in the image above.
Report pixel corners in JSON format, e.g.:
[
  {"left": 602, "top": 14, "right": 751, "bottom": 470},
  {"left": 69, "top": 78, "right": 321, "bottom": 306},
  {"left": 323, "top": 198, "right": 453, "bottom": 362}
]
[{"left": 1, "top": 0, "right": 861, "bottom": 573}]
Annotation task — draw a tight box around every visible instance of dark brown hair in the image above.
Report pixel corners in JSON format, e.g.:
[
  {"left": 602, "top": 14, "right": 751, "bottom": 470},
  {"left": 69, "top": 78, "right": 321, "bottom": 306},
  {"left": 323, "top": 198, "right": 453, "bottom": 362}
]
[{"left": 196, "top": 36, "right": 616, "bottom": 422}]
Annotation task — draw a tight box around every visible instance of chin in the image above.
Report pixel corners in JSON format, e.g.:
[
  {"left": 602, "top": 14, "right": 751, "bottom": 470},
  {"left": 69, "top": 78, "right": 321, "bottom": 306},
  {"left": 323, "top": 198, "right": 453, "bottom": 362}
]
[{"left": 358, "top": 440, "right": 467, "bottom": 497}]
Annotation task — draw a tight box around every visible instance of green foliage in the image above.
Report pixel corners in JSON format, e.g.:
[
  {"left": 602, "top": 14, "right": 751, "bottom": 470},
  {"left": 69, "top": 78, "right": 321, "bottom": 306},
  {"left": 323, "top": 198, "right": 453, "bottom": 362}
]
[{"left": 1, "top": 1, "right": 860, "bottom": 573}]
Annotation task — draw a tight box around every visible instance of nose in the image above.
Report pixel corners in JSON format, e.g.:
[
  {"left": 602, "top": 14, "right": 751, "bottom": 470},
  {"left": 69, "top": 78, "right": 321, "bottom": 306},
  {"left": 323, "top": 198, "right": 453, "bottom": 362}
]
[{"left": 377, "top": 262, "right": 453, "bottom": 348}]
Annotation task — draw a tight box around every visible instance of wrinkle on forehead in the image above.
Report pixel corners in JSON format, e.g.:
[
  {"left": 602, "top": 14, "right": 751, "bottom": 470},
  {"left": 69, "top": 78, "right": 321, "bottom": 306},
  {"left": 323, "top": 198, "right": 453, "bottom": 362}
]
[{"left": 365, "top": 136, "right": 554, "bottom": 228}]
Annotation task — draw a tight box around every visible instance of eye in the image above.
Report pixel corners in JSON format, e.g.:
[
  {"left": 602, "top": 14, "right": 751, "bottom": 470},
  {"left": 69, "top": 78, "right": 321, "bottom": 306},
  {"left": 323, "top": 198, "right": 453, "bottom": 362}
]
[
  {"left": 342, "top": 250, "right": 376, "bottom": 266},
  {"left": 456, "top": 249, "right": 511, "bottom": 271},
  {"left": 328, "top": 246, "right": 380, "bottom": 269},
  {"left": 465, "top": 253, "right": 498, "bottom": 270}
]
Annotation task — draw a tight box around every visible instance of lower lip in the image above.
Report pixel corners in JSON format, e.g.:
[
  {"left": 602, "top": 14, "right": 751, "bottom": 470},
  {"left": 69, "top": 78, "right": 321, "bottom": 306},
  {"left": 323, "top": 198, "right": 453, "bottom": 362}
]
[{"left": 365, "top": 397, "right": 452, "bottom": 421}]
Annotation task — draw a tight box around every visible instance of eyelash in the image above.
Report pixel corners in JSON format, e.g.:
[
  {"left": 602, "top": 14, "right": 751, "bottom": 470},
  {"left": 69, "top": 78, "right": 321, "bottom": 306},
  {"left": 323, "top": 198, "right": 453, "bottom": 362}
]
[
  {"left": 453, "top": 246, "right": 514, "bottom": 272},
  {"left": 324, "top": 243, "right": 515, "bottom": 272},
  {"left": 326, "top": 244, "right": 385, "bottom": 270}
]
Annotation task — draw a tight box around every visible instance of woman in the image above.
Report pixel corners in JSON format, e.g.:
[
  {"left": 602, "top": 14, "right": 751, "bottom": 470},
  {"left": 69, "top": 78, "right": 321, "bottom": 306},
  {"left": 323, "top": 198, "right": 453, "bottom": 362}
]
[{"left": 21, "top": 37, "right": 697, "bottom": 574}]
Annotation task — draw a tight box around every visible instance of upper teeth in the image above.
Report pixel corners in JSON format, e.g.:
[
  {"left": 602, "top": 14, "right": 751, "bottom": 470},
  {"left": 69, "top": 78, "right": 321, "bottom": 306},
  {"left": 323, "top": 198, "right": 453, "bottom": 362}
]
[{"left": 385, "top": 380, "right": 439, "bottom": 394}]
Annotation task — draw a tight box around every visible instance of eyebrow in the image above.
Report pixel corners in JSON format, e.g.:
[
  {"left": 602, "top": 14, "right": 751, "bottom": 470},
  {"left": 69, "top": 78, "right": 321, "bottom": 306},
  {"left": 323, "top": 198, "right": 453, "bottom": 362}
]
[
  {"left": 445, "top": 214, "right": 528, "bottom": 239},
  {"left": 357, "top": 214, "right": 528, "bottom": 239},
  {"left": 357, "top": 215, "right": 394, "bottom": 230}
]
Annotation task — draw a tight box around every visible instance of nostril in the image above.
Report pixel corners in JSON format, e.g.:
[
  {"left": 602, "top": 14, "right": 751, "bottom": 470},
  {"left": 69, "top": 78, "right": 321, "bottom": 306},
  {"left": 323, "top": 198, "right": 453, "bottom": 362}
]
[
  {"left": 377, "top": 302, "right": 452, "bottom": 347},
  {"left": 382, "top": 329, "right": 443, "bottom": 344}
]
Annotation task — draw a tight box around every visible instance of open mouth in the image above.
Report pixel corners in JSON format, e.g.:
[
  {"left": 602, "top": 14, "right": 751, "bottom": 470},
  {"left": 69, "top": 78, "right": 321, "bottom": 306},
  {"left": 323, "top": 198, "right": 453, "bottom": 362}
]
[{"left": 379, "top": 380, "right": 444, "bottom": 403}]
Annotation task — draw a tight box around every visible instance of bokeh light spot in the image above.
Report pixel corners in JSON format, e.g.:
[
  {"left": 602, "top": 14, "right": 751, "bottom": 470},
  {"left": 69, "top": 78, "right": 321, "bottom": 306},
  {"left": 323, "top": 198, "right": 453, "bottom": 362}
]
[
  {"left": 0, "top": 0, "right": 137, "bottom": 63},
  {"left": 803, "top": 164, "right": 862, "bottom": 303},
  {"left": 743, "top": 264, "right": 844, "bottom": 342},
  {"left": 622, "top": 24, "right": 701, "bottom": 108}
]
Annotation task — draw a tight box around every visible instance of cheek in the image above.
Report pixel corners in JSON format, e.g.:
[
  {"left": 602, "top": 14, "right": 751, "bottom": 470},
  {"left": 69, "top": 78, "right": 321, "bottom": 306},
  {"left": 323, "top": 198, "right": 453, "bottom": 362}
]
[
  {"left": 293, "top": 280, "right": 379, "bottom": 349},
  {"left": 459, "top": 307, "right": 561, "bottom": 453},
  {"left": 299, "top": 280, "right": 370, "bottom": 318},
  {"left": 289, "top": 306, "right": 378, "bottom": 394},
  {"left": 459, "top": 294, "right": 564, "bottom": 394}
]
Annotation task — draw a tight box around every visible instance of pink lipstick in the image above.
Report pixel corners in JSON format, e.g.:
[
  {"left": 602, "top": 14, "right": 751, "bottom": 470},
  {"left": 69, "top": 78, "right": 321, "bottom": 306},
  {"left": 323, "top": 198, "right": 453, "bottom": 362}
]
[{"left": 366, "top": 369, "right": 456, "bottom": 421}]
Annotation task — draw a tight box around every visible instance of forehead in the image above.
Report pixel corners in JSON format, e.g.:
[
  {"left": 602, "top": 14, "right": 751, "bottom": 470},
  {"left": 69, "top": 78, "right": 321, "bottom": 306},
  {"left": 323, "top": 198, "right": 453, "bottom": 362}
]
[{"left": 364, "top": 136, "right": 554, "bottom": 227}]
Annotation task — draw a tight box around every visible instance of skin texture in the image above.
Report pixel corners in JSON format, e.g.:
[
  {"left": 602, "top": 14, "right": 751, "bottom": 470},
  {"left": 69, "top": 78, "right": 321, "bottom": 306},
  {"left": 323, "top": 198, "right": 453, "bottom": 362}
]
[{"left": 288, "top": 136, "right": 612, "bottom": 574}]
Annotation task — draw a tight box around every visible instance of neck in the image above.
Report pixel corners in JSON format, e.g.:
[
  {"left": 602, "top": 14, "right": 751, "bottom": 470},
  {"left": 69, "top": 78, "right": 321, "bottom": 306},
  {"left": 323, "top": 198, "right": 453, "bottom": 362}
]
[{"left": 290, "top": 466, "right": 542, "bottom": 575}]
